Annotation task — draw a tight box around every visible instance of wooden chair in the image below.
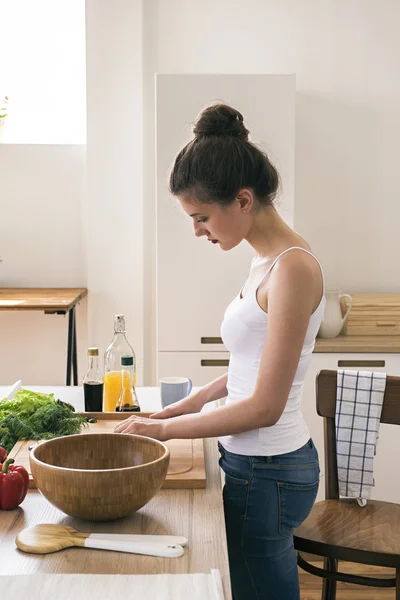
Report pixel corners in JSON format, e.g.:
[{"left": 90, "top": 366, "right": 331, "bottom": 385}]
[{"left": 294, "top": 369, "right": 400, "bottom": 600}]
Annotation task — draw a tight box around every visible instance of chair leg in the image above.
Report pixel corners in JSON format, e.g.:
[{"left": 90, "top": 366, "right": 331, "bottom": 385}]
[
  {"left": 396, "top": 567, "right": 400, "bottom": 600},
  {"left": 321, "top": 557, "right": 338, "bottom": 600}
]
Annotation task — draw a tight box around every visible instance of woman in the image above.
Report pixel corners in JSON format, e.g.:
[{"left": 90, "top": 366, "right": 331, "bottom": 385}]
[{"left": 115, "top": 103, "right": 325, "bottom": 600}]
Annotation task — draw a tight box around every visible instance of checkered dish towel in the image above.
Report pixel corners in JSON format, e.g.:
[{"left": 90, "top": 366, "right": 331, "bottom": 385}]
[{"left": 335, "top": 369, "right": 386, "bottom": 502}]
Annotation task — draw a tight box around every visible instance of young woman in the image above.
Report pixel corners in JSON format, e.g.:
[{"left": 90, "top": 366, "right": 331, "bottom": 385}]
[{"left": 115, "top": 103, "right": 325, "bottom": 600}]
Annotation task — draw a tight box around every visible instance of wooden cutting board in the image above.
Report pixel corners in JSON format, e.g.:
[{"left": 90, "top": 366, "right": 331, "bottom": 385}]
[{"left": 7, "top": 412, "right": 206, "bottom": 489}]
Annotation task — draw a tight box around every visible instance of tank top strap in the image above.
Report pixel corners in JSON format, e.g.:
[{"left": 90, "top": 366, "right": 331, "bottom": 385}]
[{"left": 255, "top": 246, "right": 325, "bottom": 294}]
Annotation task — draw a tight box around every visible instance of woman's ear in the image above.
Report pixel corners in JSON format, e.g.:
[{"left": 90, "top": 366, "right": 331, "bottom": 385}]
[{"left": 236, "top": 188, "right": 254, "bottom": 213}]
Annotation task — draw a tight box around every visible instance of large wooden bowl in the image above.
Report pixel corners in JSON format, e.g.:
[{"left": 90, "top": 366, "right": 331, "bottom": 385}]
[{"left": 29, "top": 433, "right": 170, "bottom": 521}]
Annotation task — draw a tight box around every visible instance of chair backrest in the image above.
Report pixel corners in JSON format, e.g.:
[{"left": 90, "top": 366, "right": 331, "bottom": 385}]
[{"left": 316, "top": 369, "right": 400, "bottom": 499}]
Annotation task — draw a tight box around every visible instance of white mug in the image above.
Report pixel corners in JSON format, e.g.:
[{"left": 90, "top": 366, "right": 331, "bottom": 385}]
[{"left": 159, "top": 377, "right": 193, "bottom": 409}]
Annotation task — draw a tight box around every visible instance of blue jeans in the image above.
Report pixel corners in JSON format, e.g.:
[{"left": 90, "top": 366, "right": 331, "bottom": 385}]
[{"left": 218, "top": 439, "right": 320, "bottom": 600}]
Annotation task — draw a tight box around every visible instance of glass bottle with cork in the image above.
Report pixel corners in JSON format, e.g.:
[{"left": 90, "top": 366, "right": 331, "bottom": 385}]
[
  {"left": 83, "top": 347, "right": 103, "bottom": 411},
  {"left": 115, "top": 355, "right": 140, "bottom": 412},
  {"left": 103, "top": 314, "right": 137, "bottom": 412}
]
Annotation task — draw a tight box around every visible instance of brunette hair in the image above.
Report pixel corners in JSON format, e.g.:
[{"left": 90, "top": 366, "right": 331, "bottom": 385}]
[{"left": 169, "top": 103, "right": 279, "bottom": 207}]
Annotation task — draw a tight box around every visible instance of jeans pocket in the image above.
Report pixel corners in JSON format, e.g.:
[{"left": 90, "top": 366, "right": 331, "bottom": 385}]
[
  {"left": 223, "top": 472, "right": 250, "bottom": 520},
  {"left": 219, "top": 452, "right": 249, "bottom": 485},
  {"left": 278, "top": 479, "right": 319, "bottom": 538},
  {"left": 220, "top": 450, "right": 250, "bottom": 518},
  {"left": 224, "top": 472, "right": 249, "bottom": 486}
]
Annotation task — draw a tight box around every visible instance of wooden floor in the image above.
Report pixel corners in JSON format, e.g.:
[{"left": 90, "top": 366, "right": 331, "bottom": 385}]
[{"left": 299, "top": 562, "right": 396, "bottom": 599}]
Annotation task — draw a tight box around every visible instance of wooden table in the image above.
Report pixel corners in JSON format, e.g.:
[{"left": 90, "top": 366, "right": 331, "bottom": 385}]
[
  {"left": 0, "top": 438, "right": 231, "bottom": 598},
  {"left": 0, "top": 288, "right": 87, "bottom": 385},
  {"left": 0, "top": 386, "right": 231, "bottom": 599}
]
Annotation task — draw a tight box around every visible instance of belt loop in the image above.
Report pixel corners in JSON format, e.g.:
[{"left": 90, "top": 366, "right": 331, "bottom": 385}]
[{"left": 249, "top": 455, "right": 256, "bottom": 479}]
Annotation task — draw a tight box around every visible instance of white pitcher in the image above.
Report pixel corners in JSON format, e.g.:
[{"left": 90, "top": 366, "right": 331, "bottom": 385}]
[{"left": 318, "top": 290, "right": 352, "bottom": 339}]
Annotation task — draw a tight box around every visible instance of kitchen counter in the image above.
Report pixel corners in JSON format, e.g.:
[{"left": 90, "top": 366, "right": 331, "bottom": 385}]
[
  {"left": 314, "top": 335, "right": 400, "bottom": 353},
  {"left": 0, "top": 386, "right": 231, "bottom": 600}
]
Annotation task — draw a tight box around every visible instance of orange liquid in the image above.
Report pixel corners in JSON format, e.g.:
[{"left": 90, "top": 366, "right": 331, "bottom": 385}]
[{"left": 103, "top": 370, "right": 137, "bottom": 412}]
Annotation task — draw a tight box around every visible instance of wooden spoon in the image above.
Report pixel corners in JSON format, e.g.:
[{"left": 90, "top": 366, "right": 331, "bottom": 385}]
[{"left": 16, "top": 524, "right": 185, "bottom": 558}]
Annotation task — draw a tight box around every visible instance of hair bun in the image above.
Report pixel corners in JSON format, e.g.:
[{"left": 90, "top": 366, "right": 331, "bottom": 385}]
[{"left": 193, "top": 103, "right": 249, "bottom": 140}]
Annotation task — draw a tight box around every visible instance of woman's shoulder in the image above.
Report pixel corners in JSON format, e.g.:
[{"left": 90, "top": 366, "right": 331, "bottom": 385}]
[
  {"left": 257, "top": 245, "right": 322, "bottom": 312},
  {"left": 271, "top": 248, "right": 319, "bottom": 281}
]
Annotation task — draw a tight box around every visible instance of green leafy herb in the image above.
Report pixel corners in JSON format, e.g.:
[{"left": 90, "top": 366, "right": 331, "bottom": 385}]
[{"left": 0, "top": 389, "right": 87, "bottom": 453}]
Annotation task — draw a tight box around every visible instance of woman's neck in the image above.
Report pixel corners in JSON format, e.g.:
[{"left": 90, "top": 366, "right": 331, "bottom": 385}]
[{"left": 245, "top": 206, "right": 303, "bottom": 258}]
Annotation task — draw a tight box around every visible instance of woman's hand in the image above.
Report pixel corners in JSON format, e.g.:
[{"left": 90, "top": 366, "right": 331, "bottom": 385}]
[
  {"left": 150, "top": 393, "right": 205, "bottom": 420},
  {"left": 114, "top": 416, "right": 167, "bottom": 441}
]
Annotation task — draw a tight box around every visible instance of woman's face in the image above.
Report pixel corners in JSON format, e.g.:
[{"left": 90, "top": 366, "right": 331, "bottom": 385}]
[{"left": 178, "top": 193, "right": 251, "bottom": 251}]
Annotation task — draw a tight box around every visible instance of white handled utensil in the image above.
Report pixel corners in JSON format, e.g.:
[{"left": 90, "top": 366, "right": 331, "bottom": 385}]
[
  {"left": 82, "top": 537, "right": 184, "bottom": 557},
  {"left": 16, "top": 524, "right": 185, "bottom": 558},
  {"left": 89, "top": 532, "right": 188, "bottom": 546},
  {"left": 5, "top": 380, "right": 22, "bottom": 400}
]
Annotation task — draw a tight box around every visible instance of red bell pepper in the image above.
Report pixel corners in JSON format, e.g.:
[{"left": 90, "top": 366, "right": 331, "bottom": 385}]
[
  {"left": 0, "top": 458, "right": 29, "bottom": 510},
  {"left": 0, "top": 446, "right": 7, "bottom": 463}
]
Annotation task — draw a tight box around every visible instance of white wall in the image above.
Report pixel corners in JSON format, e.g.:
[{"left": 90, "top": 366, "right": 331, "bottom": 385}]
[
  {"left": 143, "top": 0, "right": 400, "bottom": 383},
  {"left": 0, "top": 145, "right": 88, "bottom": 384},
  {"left": 1, "top": 0, "right": 399, "bottom": 386},
  {"left": 85, "top": 0, "right": 144, "bottom": 382}
]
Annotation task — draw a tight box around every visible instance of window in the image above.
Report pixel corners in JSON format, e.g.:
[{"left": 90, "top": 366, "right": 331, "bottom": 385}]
[{"left": 0, "top": 0, "right": 86, "bottom": 144}]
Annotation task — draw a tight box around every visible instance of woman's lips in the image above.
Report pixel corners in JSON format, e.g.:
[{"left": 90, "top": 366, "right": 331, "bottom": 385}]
[{"left": 209, "top": 239, "right": 218, "bottom": 244}]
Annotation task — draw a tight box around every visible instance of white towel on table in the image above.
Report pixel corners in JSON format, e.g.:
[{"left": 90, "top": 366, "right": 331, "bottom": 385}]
[
  {"left": 0, "top": 571, "right": 225, "bottom": 600},
  {"left": 335, "top": 369, "right": 386, "bottom": 503}
]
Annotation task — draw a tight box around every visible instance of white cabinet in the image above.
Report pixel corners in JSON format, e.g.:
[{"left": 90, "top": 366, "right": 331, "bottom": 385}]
[
  {"left": 155, "top": 74, "right": 295, "bottom": 360},
  {"left": 158, "top": 352, "right": 229, "bottom": 387},
  {"left": 303, "top": 353, "right": 400, "bottom": 502}
]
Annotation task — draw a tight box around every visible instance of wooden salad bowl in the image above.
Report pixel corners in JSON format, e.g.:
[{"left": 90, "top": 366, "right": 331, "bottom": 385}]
[{"left": 29, "top": 433, "right": 170, "bottom": 521}]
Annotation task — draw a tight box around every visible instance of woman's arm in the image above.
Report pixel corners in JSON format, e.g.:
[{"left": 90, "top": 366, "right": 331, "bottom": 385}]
[
  {"left": 198, "top": 371, "right": 228, "bottom": 403},
  {"left": 150, "top": 372, "right": 228, "bottom": 419}
]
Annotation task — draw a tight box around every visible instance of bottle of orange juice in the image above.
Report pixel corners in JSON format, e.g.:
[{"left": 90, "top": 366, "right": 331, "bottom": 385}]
[
  {"left": 115, "top": 355, "right": 140, "bottom": 412},
  {"left": 103, "top": 314, "right": 137, "bottom": 412}
]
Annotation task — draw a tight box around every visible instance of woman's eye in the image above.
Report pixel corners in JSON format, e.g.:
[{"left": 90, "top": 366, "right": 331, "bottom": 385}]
[{"left": 197, "top": 218, "right": 207, "bottom": 223}]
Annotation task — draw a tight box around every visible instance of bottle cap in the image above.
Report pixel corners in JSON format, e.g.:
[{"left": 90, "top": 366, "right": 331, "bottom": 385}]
[
  {"left": 114, "top": 314, "right": 126, "bottom": 333},
  {"left": 121, "top": 355, "right": 133, "bottom": 366},
  {"left": 87, "top": 347, "right": 99, "bottom": 356}
]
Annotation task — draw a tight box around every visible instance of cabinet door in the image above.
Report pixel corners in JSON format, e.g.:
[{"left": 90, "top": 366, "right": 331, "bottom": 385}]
[
  {"left": 156, "top": 74, "right": 295, "bottom": 352},
  {"left": 303, "top": 354, "right": 400, "bottom": 502},
  {"left": 158, "top": 351, "right": 230, "bottom": 387}
]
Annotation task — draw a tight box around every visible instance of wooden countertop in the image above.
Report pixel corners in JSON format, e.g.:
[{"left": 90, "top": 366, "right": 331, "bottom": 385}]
[
  {"left": 314, "top": 335, "right": 400, "bottom": 353},
  {"left": 0, "top": 436, "right": 232, "bottom": 600},
  {"left": 0, "top": 288, "right": 87, "bottom": 311}
]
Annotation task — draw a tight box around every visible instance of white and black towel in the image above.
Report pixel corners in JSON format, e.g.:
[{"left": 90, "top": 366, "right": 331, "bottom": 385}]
[{"left": 335, "top": 369, "right": 386, "bottom": 502}]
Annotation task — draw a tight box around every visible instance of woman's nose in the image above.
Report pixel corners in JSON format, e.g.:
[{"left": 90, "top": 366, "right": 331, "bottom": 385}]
[{"left": 194, "top": 223, "right": 208, "bottom": 237}]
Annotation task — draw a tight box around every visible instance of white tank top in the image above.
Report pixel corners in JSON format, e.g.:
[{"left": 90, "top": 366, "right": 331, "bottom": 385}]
[{"left": 219, "top": 247, "right": 326, "bottom": 456}]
